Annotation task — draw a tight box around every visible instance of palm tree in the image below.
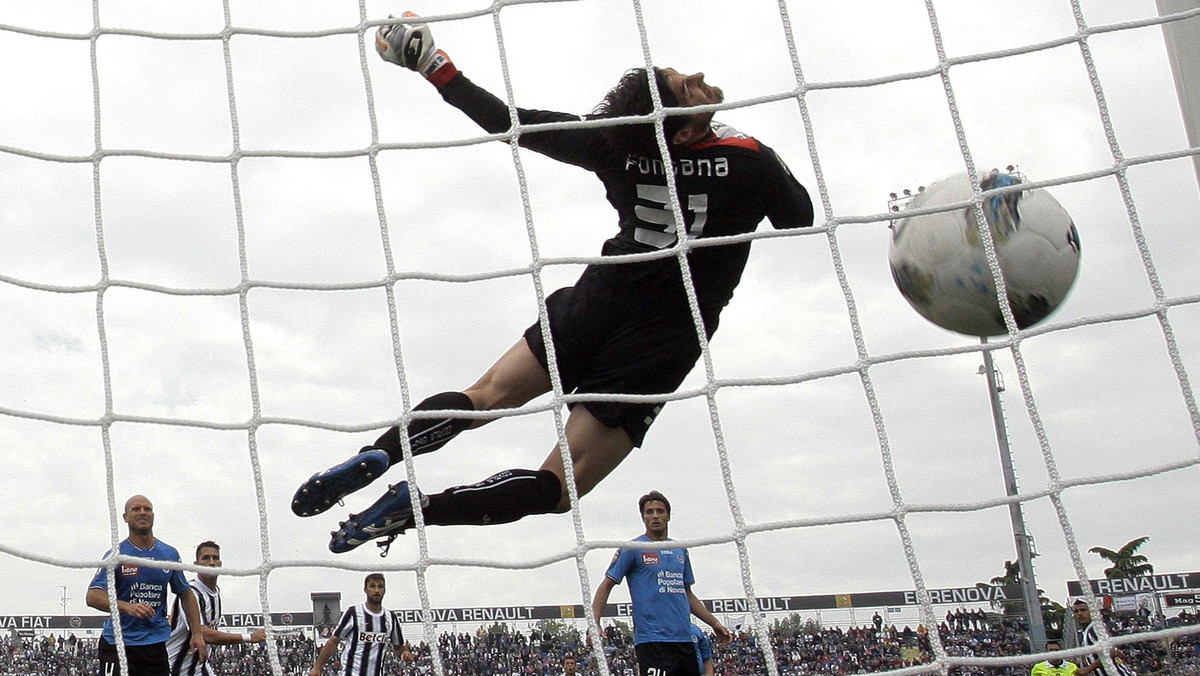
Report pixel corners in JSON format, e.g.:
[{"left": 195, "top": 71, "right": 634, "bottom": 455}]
[
  {"left": 1040, "top": 597, "right": 1066, "bottom": 635},
  {"left": 991, "top": 560, "right": 1021, "bottom": 586},
  {"left": 1089, "top": 536, "right": 1154, "bottom": 578},
  {"left": 978, "top": 560, "right": 1064, "bottom": 633},
  {"left": 976, "top": 560, "right": 1025, "bottom": 618}
]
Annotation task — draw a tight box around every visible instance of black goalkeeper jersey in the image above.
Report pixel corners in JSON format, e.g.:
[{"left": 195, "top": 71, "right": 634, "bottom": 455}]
[{"left": 439, "top": 73, "right": 814, "bottom": 333}]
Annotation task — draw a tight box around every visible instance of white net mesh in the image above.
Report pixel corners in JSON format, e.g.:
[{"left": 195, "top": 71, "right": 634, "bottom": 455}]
[{"left": 1, "top": 1, "right": 1198, "bottom": 675}]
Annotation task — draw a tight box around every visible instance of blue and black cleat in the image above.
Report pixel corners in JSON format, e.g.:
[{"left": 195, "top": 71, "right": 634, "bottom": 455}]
[
  {"left": 329, "top": 482, "right": 428, "bottom": 555},
  {"left": 292, "top": 448, "right": 390, "bottom": 517}
]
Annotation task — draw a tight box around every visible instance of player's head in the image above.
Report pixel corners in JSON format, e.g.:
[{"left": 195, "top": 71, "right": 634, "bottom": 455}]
[
  {"left": 562, "top": 653, "right": 577, "bottom": 675},
  {"left": 639, "top": 490, "right": 671, "bottom": 538},
  {"left": 122, "top": 495, "right": 154, "bottom": 535},
  {"left": 195, "top": 540, "right": 222, "bottom": 583},
  {"left": 364, "top": 573, "right": 387, "bottom": 605},
  {"left": 639, "top": 490, "right": 671, "bottom": 515},
  {"left": 195, "top": 541, "right": 221, "bottom": 567},
  {"left": 1071, "top": 599, "right": 1092, "bottom": 624},
  {"left": 593, "top": 67, "right": 722, "bottom": 157},
  {"left": 1045, "top": 639, "right": 1063, "bottom": 665}
]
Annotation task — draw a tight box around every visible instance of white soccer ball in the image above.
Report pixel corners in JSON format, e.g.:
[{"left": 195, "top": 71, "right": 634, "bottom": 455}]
[{"left": 887, "top": 171, "right": 1081, "bottom": 337}]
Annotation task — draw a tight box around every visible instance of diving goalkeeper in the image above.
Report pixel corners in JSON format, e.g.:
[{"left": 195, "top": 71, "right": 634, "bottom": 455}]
[{"left": 292, "top": 14, "right": 815, "bottom": 554}]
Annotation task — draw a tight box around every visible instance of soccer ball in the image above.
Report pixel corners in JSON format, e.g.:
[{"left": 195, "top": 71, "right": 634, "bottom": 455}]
[{"left": 888, "top": 170, "right": 1081, "bottom": 337}]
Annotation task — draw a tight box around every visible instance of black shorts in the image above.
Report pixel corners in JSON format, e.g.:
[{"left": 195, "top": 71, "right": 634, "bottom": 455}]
[
  {"left": 98, "top": 638, "right": 169, "bottom": 676},
  {"left": 524, "top": 272, "right": 703, "bottom": 447},
  {"left": 634, "top": 641, "right": 700, "bottom": 676}
]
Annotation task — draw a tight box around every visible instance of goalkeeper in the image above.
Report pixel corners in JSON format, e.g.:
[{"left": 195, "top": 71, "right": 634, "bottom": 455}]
[{"left": 293, "top": 14, "right": 815, "bottom": 553}]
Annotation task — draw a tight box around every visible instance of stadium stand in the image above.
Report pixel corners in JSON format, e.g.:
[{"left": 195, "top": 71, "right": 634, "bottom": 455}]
[{"left": 2, "top": 610, "right": 1197, "bottom": 675}]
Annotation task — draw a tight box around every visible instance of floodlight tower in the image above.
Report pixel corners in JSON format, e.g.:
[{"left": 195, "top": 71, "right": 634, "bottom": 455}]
[
  {"left": 979, "top": 340, "right": 1048, "bottom": 651},
  {"left": 887, "top": 181, "right": 1048, "bottom": 651}
]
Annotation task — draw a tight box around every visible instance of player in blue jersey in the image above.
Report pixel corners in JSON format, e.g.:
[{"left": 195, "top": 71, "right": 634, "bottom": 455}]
[
  {"left": 87, "top": 495, "right": 207, "bottom": 676},
  {"left": 292, "top": 14, "right": 814, "bottom": 555},
  {"left": 690, "top": 624, "right": 715, "bottom": 676},
  {"left": 591, "top": 492, "right": 730, "bottom": 676}
]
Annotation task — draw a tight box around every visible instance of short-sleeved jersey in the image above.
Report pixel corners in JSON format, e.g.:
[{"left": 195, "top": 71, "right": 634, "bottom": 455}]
[
  {"left": 438, "top": 73, "right": 814, "bottom": 334},
  {"left": 1079, "top": 622, "right": 1136, "bottom": 676},
  {"left": 165, "top": 577, "right": 222, "bottom": 676},
  {"left": 333, "top": 603, "right": 404, "bottom": 676},
  {"left": 89, "top": 538, "right": 191, "bottom": 645},
  {"left": 605, "top": 535, "right": 695, "bottom": 645},
  {"left": 690, "top": 624, "right": 713, "bottom": 674},
  {"left": 1030, "top": 659, "right": 1079, "bottom": 676}
]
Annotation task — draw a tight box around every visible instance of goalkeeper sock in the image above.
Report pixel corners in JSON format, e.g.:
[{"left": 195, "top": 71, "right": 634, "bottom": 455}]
[
  {"left": 373, "top": 391, "right": 474, "bottom": 464},
  {"left": 423, "top": 469, "right": 563, "bottom": 526}
]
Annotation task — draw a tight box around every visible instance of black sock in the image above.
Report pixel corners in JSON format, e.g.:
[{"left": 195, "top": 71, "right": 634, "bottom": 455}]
[
  {"left": 423, "top": 469, "right": 563, "bottom": 526},
  {"left": 372, "top": 391, "right": 474, "bottom": 464}
]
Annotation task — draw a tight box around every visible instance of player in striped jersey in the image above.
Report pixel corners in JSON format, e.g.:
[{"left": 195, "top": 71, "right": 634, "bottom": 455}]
[
  {"left": 309, "top": 574, "right": 408, "bottom": 676},
  {"left": 165, "top": 541, "right": 267, "bottom": 676},
  {"left": 1072, "top": 599, "right": 1137, "bottom": 676}
]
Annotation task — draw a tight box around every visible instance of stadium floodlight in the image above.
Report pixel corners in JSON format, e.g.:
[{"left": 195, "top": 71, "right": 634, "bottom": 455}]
[{"left": 980, "top": 342, "right": 1049, "bottom": 651}]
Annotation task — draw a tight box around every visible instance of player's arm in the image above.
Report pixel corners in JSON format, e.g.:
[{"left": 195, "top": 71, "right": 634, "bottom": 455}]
[
  {"left": 86, "top": 586, "right": 155, "bottom": 620},
  {"left": 686, "top": 587, "right": 731, "bottom": 646},
  {"left": 310, "top": 635, "right": 340, "bottom": 676},
  {"left": 201, "top": 626, "right": 266, "bottom": 645},
  {"left": 440, "top": 76, "right": 617, "bottom": 170},
  {"left": 178, "top": 588, "right": 209, "bottom": 662},
  {"left": 390, "top": 614, "right": 409, "bottom": 662},
  {"left": 1078, "top": 651, "right": 1123, "bottom": 676},
  {"left": 590, "top": 575, "right": 618, "bottom": 645},
  {"left": 694, "top": 628, "right": 715, "bottom": 676},
  {"left": 759, "top": 145, "right": 814, "bottom": 230},
  {"left": 375, "top": 14, "right": 617, "bottom": 171}
]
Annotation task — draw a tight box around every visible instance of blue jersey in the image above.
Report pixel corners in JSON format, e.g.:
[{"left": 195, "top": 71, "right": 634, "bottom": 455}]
[
  {"left": 690, "top": 624, "right": 713, "bottom": 674},
  {"left": 89, "top": 538, "right": 191, "bottom": 645},
  {"left": 605, "top": 535, "right": 695, "bottom": 644}
]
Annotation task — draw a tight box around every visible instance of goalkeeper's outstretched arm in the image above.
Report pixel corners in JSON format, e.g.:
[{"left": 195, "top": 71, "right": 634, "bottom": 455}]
[{"left": 374, "top": 13, "right": 618, "bottom": 171}]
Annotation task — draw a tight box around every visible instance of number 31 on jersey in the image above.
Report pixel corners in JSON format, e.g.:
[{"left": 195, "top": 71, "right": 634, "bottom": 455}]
[{"left": 634, "top": 184, "right": 709, "bottom": 248}]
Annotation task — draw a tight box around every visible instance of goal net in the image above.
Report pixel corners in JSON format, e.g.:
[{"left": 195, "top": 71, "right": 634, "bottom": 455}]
[{"left": 1, "top": 1, "right": 1197, "bottom": 674}]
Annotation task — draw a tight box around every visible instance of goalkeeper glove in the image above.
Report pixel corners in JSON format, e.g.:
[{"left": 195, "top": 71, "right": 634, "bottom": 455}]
[{"left": 376, "top": 12, "right": 457, "bottom": 87}]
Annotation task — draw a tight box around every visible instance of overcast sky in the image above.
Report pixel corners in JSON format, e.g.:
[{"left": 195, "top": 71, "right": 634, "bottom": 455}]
[{"left": 0, "top": 0, "right": 1197, "bottom": 640}]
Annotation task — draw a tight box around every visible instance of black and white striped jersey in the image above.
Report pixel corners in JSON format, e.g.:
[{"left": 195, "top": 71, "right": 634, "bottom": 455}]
[
  {"left": 334, "top": 603, "right": 404, "bottom": 676},
  {"left": 1079, "top": 621, "right": 1137, "bottom": 676},
  {"left": 165, "top": 578, "right": 222, "bottom": 676}
]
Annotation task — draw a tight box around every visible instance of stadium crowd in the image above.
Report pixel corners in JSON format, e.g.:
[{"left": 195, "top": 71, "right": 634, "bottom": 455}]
[{"left": 2, "top": 609, "right": 1198, "bottom": 675}]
